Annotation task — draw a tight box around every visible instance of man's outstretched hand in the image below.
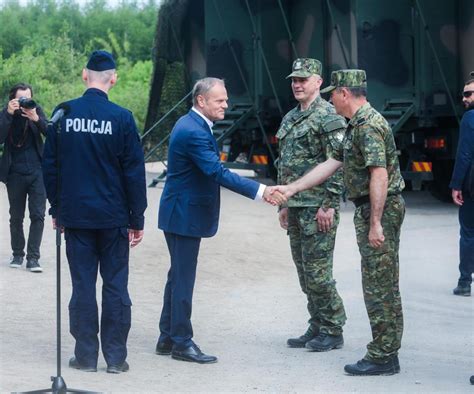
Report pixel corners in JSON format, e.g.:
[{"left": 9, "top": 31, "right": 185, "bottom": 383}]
[
  {"left": 263, "top": 186, "right": 287, "bottom": 206},
  {"left": 268, "top": 184, "right": 297, "bottom": 202}
]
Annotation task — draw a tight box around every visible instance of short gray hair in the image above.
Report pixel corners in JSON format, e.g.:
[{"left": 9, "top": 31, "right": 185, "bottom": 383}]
[
  {"left": 192, "top": 77, "right": 225, "bottom": 105},
  {"left": 86, "top": 68, "right": 115, "bottom": 84},
  {"left": 337, "top": 86, "right": 367, "bottom": 98}
]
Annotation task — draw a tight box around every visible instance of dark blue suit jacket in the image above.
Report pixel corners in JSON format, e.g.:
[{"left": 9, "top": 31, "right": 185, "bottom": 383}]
[
  {"left": 158, "top": 109, "right": 260, "bottom": 238},
  {"left": 450, "top": 109, "right": 474, "bottom": 196}
]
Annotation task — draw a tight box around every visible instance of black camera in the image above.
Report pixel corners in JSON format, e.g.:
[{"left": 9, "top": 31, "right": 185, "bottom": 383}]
[{"left": 18, "top": 97, "right": 37, "bottom": 109}]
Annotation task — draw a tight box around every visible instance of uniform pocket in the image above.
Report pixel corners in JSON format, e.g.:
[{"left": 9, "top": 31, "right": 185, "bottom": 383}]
[{"left": 298, "top": 207, "right": 319, "bottom": 236}]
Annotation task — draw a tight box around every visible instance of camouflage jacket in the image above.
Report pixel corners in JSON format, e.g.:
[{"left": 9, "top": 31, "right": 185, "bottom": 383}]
[
  {"left": 277, "top": 95, "right": 346, "bottom": 208},
  {"left": 333, "top": 102, "right": 405, "bottom": 200}
]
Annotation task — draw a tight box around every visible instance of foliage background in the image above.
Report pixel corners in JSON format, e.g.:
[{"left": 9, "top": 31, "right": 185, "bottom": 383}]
[{"left": 0, "top": 0, "right": 158, "bottom": 132}]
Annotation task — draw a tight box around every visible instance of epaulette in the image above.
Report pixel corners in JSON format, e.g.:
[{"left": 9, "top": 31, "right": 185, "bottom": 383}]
[{"left": 322, "top": 116, "right": 346, "bottom": 133}]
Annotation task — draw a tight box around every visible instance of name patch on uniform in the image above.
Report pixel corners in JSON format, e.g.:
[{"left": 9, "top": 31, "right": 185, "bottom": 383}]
[{"left": 65, "top": 118, "right": 113, "bottom": 135}]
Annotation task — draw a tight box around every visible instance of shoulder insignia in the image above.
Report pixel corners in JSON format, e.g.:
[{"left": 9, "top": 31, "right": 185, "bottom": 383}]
[{"left": 322, "top": 116, "right": 347, "bottom": 133}]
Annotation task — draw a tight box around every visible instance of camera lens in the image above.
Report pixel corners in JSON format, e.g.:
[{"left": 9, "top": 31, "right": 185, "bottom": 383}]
[{"left": 18, "top": 97, "right": 37, "bottom": 109}]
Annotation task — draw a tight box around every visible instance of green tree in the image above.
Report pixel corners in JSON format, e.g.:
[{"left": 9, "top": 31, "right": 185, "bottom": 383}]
[
  {"left": 0, "top": 0, "right": 158, "bottom": 62},
  {"left": 0, "top": 35, "right": 86, "bottom": 117},
  {"left": 0, "top": 0, "right": 158, "bottom": 134}
]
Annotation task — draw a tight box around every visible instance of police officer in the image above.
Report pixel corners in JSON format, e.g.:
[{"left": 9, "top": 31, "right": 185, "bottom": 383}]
[
  {"left": 273, "top": 70, "right": 405, "bottom": 376},
  {"left": 42, "top": 50, "right": 147, "bottom": 374},
  {"left": 0, "top": 83, "right": 47, "bottom": 272},
  {"left": 277, "top": 58, "right": 347, "bottom": 351}
]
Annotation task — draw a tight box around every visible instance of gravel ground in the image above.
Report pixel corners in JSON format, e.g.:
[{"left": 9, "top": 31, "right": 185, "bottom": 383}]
[{"left": 0, "top": 173, "right": 472, "bottom": 393}]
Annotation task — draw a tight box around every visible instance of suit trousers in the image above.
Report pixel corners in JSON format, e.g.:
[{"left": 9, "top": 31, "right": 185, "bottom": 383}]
[
  {"left": 65, "top": 227, "right": 131, "bottom": 367},
  {"left": 458, "top": 197, "right": 474, "bottom": 286},
  {"left": 6, "top": 168, "right": 46, "bottom": 260},
  {"left": 159, "top": 232, "right": 201, "bottom": 350}
]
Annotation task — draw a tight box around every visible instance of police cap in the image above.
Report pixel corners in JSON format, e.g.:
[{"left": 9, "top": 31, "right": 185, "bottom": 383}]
[{"left": 86, "top": 50, "right": 116, "bottom": 71}]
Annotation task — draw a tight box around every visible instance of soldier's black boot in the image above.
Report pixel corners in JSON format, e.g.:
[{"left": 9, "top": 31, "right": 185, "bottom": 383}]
[
  {"left": 287, "top": 328, "right": 317, "bottom": 348},
  {"left": 305, "top": 332, "right": 344, "bottom": 352},
  {"left": 453, "top": 284, "right": 471, "bottom": 296},
  {"left": 344, "top": 356, "right": 400, "bottom": 376}
]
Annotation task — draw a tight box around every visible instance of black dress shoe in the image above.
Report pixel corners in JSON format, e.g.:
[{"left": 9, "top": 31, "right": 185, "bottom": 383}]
[
  {"left": 171, "top": 344, "right": 217, "bottom": 364},
  {"left": 68, "top": 357, "right": 97, "bottom": 372},
  {"left": 107, "top": 360, "right": 129, "bottom": 374},
  {"left": 156, "top": 340, "right": 173, "bottom": 355},
  {"left": 344, "top": 356, "right": 400, "bottom": 376},
  {"left": 287, "top": 328, "right": 317, "bottom": 348},
  {"left": 305, "top": 333, "right": 344, "bottom": 352}
]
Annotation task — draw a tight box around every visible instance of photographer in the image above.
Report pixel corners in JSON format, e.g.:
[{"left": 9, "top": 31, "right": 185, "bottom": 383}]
[{"left": 0, "top": 83, "right": 47, "bottom": 272}]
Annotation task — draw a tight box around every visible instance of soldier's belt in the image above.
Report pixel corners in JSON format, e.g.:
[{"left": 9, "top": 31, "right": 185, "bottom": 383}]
[{"left": 352, "top": 193, "right": 401, "bottom": 208}]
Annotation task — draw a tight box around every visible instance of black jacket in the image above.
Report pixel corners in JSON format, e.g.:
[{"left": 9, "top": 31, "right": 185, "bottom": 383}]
[{"left": 0, "top": 106, "right": 47, "bottom": 183}]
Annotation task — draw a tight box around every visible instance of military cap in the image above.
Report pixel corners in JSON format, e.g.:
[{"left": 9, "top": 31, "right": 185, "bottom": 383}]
[
  {"left": 86, "top": 50, "right": 116, "bottom": 71},
  {"left": 470, "top": 71, "right": 474, "bottom": 77},
  {"left": 321, "top": 69, "right": 367, "bottom": 93},
  {"left": 286, "top": 58, "right": 322, "bottom": 79}
]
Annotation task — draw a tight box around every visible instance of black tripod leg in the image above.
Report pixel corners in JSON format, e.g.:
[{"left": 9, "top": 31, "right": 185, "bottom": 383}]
[{"left": 17, "top": 375, "right": 100, "bottom": 393}]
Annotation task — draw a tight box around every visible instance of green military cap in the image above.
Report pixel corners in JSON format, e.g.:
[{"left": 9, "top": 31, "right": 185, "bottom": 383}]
[
  {"left": 320, "top": 69, "right": 367, "bottom": 93},
  {"left": 286, "top": 58, "right": 322, "bottom": 79}
]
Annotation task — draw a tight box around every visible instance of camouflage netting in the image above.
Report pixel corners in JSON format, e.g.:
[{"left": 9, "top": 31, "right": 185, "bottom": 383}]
[{"left": 143, "top": 0, "right": 191, "bottom": 162}]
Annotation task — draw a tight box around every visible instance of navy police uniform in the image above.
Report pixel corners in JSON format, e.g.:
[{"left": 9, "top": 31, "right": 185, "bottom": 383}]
[{"left": 42, "top": 51, "right": 147, "bottom": 369}]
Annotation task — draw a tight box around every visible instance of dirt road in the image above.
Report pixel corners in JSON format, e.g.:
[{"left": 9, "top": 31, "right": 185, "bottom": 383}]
[{"left": 0, "top": 174, "right": 472, "bottom": 393}]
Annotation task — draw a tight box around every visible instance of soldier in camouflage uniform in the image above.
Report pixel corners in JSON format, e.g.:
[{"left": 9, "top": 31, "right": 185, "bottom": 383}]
[
  {"left": 277, "top": 58, "right": 347, "bottom": 352},
  {"left": 273, "top": 69, "right": 405, "bottom": 376}
]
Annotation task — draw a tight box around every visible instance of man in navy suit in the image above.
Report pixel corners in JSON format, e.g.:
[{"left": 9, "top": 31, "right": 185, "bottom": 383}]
[
  {"left": 155, "top": 77, "right": 285, "bottom": 363},
  {"left": 450, "top": 73, "right": 474, "bottom": 297}
]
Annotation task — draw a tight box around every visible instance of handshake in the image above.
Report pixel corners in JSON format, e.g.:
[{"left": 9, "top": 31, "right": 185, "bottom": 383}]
[{"left": 262, "top": 184, "right": 297, "bottom": 206}]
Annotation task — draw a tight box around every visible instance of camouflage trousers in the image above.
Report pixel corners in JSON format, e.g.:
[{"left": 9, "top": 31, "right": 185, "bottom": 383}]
[
  {"left": 288, "top": 206, "right": 346, "bottom": 336},
  {"left": 354, "top": 194, "right": 405, "bottom": 362}
]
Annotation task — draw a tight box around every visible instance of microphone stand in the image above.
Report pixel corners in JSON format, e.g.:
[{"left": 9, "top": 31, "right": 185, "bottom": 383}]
[{"left": 18, "top": 119, "right": 97, "bottom": 394}]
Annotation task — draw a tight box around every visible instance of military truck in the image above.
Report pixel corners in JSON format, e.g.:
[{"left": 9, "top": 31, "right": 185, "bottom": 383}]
[{"left": 143, "top": 0, "right": 474, "bottom": 199}]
